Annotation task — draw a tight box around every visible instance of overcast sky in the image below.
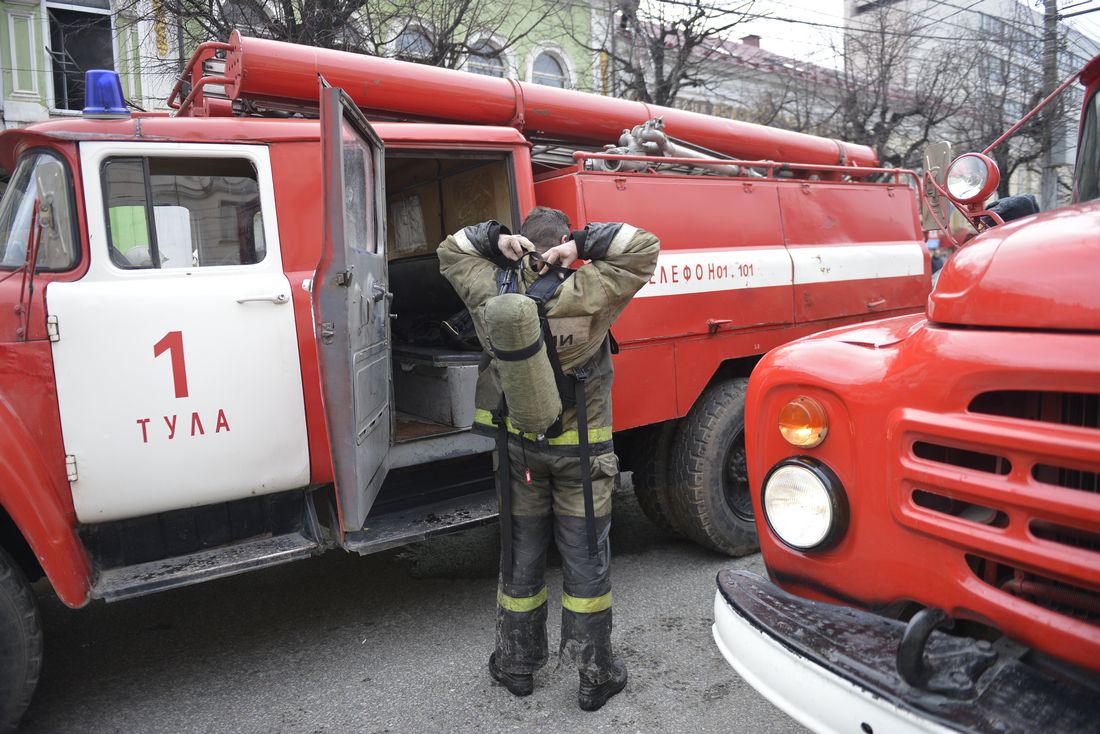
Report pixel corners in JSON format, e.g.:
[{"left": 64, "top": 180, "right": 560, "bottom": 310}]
[{"left": 737, "top": 0, "right": 1100, "bottom": 68}]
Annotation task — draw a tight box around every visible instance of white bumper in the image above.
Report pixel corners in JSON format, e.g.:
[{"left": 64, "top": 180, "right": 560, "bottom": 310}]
[{"left": 712, "top": 590, "right": 955, "bottom": 734}]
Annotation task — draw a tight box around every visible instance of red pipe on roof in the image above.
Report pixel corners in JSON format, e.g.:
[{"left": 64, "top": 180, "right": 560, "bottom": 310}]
[{"left": 219, "top": 31, "right": 878, "bottom": 167}]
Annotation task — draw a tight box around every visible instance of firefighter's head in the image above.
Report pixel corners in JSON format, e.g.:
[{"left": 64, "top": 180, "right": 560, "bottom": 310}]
[{"left": 520, "top": 207, "right": 570, "bottom": 254}]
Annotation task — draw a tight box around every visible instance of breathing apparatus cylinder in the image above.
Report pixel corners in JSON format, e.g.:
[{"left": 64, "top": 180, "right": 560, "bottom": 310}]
[{"left": 483, "top": 293, "right": 562, "bottom": 434}]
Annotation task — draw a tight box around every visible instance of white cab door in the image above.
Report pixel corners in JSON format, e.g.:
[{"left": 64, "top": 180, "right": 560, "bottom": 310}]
[{"left": 49, "top": 142, "right": 309, "bottom": 523}]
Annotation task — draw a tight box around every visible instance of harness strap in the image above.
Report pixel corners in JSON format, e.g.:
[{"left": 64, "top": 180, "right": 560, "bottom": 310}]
[
  {"left": 573, "top": 367, "right": 598, "bottom": 558},
  {"left": 528, "top": 272, "right": 577, "bottom": 409},
  {"left": 492, "top": 261, "right": 597, "bottom": 561},
  {"left": 494, "top": 397, "right": 514, "bottom": 578}
]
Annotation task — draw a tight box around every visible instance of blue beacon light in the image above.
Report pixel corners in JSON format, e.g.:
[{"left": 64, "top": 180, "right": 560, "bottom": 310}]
[{"left": 82, "top": 69, "right": 130, "bottom": 118}]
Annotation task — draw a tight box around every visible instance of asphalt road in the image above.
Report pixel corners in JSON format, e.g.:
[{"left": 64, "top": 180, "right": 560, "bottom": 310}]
[{"left": 20, "top": 480, "right": 806, "bottom": 733}]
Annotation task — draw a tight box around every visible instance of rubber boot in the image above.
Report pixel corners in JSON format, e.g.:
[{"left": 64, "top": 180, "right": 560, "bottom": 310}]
[
  {"left": 578, "top": 658, "right": 627, "bottom": 711},
  {"left": 489, "top": 653, "right": 534, "bottom": 697}
]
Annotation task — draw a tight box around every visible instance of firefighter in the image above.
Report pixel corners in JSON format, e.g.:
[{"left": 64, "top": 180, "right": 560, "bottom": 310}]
[{"left": 438, "top": 207, "right": 659, "bottom": 711}]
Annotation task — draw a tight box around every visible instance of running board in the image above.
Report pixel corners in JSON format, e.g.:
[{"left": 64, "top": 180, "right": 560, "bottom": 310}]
[
  {"left": 91, "top": 532, "right": 320, "bottom": 603},
  {"left": 344, "top": 489, "right": 498, "bottom": 555}
]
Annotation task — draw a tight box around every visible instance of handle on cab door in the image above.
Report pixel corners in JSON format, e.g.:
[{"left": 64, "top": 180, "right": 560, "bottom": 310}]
[{"left": 236, "top": 293, "right": 290, "bottom": 304}]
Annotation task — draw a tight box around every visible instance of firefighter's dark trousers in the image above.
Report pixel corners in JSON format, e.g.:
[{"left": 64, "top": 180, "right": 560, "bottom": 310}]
[{"left": 494, "top": 440, "right": 620, "bottom": 683}]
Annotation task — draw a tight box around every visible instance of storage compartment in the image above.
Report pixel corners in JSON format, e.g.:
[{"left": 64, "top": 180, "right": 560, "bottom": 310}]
[
  {"left": 384, "top": 152, "right": 516, "bottom": 445},
  {"left": 393, "top": 346, "right": 480, "bottom": 440}
]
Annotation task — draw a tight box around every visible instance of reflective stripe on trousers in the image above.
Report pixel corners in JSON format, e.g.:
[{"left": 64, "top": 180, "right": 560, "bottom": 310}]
[{"left": 474, "top": 409, "right": 612, "bottom": 446}]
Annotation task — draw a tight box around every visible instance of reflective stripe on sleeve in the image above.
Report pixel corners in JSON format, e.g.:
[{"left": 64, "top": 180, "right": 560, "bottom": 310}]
[
  {"left": 498, "top": 586, "right": 548, "bottom": 613},
  {"left": 561, "top": 591, "right": 612, "bottom": 614},
  {"left": 475, "top": 408, "right": 497, "bottom": 427}
]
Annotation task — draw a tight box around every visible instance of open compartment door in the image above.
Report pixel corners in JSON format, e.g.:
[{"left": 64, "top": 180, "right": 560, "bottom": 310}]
[{"left": 316, "top": 84, "right": 392, "bottom": 531}]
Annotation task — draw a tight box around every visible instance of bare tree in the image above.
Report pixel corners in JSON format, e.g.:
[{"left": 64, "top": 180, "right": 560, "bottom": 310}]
[
  {"left": 117, "top": 0, "right": 561, "bottom": 74},
  {"left": 828, "top": 6, "right": 973, "bottom": 170},
  {"left": 385, "top": 0, "right": 561, "bottom": 70},
  {"left": 739, "top": 58, "right": 843, "bottom": 136},
  {"left": 578, "top": 0, "right": 755, "bottom": 107},
  {"left": 946, "top": 6, "right": 1065, "bottom": 199}
]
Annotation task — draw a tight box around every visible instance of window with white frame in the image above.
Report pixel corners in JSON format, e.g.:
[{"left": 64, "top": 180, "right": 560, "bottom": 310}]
[
  {"left": 47, "top": 0, "right": 115, "bottom": 111},
  {"left": 531, "top": 51, "right": 568, "bottom": 88},
  {"left": 467, "top": 38, "right": 506, "bottom": 77}
]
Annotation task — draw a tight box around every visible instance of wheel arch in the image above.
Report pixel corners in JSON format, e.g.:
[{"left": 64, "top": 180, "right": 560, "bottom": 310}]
[
  {"left": 711, "top": 355, "right": 762, "bottom": 387},
  {"left": 682, "top": 354, "right": 761, "bottom": 415}
]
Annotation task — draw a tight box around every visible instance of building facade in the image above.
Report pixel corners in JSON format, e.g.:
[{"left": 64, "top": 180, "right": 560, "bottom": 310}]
[
  {"left": 1, "top": 0, "right": 178, "bottom": 129},
  {"left": 1, "top": 0, "right": 597, "bottom": 133},
  {"left": 844, "top": 0, "right": 1100, "bottom": 200}
]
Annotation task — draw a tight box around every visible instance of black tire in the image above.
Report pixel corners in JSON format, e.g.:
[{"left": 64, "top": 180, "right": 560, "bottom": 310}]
[
  {"left": 669, "top": 378, "right": 760, "bottom": 556},
  {"left": 0, "top": 547, "right": 42, "bottom": 734},
  {"left": 630, "top": 421, "right": 682, "bottom": 535}
]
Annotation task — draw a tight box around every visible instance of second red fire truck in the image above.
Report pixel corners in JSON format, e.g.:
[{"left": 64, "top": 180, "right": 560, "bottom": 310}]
[{"left": 714, "top": 52, "right": 1100, "bottom": 734}]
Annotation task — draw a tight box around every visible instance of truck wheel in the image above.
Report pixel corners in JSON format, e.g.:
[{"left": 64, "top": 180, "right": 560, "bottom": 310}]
[
  {"left": 669, "top": 378, "right": 759, "bottom": 556},
  {"left": 0, "top": 547, "right": 42, "bottom": 734},
  {"left": 630, "top": 422, "right": 682, "bottom": 535}
]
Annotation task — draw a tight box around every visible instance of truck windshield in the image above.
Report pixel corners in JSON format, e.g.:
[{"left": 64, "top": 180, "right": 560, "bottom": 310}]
[
  {"left": 1075, "top": 89, "right": 1100, "bottom": 202},
  {"left": 0, "top": 151, "right": 77, "bottom": 270}
]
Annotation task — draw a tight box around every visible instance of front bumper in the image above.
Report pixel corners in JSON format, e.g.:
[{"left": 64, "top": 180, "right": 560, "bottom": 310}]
[{"left": 713, "top": 570, "right": 1098, "bottom": 734}]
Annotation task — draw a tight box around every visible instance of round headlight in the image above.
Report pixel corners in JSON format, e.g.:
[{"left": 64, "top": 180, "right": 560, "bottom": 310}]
[
  {"left": 778, "top": 396, "right": 828, "bottom": 448},
  {"left": 945, "top": 153, "right": 1000, "bottom": 205},
  {"left": 762, "top": 459, "right": 848, "bottom": 551}
]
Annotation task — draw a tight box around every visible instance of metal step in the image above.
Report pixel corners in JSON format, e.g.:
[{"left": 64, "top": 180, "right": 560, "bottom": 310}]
[
  {"left": 344, "top": 489, "right": 498, "bottom": 555},
  {"left": 91, "top": 532, "right": 320, "bottom": 603}
]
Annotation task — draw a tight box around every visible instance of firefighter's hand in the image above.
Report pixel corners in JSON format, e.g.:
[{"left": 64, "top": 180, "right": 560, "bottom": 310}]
[
  {"left": 498, "top": 234, "right": 535, "bottom": 261},
  {"left": 539, "top": 241, "right": 579, "bottom": 275}
]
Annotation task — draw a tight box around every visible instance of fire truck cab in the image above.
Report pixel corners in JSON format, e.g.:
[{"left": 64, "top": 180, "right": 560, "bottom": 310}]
[
  {"left": 713, "top": 54, "right": 1100, "bottom": 733},
  {"left": 0, "top": 32, "right": 932, "bottom": 728}
]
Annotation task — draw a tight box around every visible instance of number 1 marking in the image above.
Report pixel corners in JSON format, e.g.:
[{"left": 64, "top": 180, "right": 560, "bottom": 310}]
[{"left": 154, "top": 330, "right": 189, "bottom": 399}]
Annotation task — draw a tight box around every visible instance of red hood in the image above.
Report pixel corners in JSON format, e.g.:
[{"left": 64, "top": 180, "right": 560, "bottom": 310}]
[{"left": 928, "top": 201, "right": 1100, "bottom": 331}]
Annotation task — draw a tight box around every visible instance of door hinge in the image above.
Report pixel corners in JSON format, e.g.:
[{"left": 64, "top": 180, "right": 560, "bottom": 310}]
[
  {"left": 321, "top": 322, "right": 335, "bottom": 344},
  {"left": 47, "top": 315, "right": 60, "bottom": 342},
  {"left": 65, "top": 455, "right": 78, "bottom": 482},
  {"left": 335, "top": 270, "right": 352, "bottom": 287}
]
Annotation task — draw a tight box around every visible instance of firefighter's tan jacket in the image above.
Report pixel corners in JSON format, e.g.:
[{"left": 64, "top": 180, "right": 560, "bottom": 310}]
[{"left": 438, "top": 221, "right": 660, "bottom": 453}]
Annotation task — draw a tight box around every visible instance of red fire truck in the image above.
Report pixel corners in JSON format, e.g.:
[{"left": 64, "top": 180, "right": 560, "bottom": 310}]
[
  {"left": 713, "top": 55, "right": 1100, "bottom": 732},
  {"left": 0, "top": 32, "right": 930, "bottom": 727}
]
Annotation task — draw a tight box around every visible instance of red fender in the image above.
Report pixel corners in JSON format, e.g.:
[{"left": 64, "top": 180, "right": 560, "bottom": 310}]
[{"left": 0, "top": 342, "right": 91, "bottom": 607}]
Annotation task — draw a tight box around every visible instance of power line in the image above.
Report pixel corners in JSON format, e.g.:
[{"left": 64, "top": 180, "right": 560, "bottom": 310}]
[{"left": 1061, "top": 6, "right": 1100, "bottom": 18}]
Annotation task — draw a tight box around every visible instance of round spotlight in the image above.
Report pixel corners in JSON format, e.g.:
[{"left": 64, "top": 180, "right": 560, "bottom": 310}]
[
  {"left": 762, "top": 458, "right": 848, "bottom": 551},
  {"left": 945, "top": 153, "right": 1000, "bottom": 205},
  {"left": 778, "top": 396, "right": 829, "bottom": 448}
]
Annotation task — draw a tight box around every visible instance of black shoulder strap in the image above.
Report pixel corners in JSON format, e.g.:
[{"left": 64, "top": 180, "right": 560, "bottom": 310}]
[
  {"left": 523, "top": 272, "right": 577, "bottom": 420},
  {"left": 524, "top": 271, "right": 572, "bottom": 305}
]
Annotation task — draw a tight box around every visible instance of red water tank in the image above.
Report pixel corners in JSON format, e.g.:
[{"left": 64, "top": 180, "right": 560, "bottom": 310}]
[{"left": 220, "top": 31, "right": 877, "bottom": 167}]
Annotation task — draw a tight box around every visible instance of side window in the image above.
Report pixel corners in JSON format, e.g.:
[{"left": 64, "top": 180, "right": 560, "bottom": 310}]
[
  {"left": 1074, "top": 89, "right": 1099, "bottom": 203},
  {"left": 0, "top": 152, "right": 78, "bottom": 271},
  {"left": 102, "top": 156, "right": 266, "bottom": 269},
  {"left": 342, "top": 122, "right": 377, "bottom": 254}
]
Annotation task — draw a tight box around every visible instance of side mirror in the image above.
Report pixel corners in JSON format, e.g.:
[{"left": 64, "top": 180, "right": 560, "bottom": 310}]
[{"left": 920, "top": 141, "right": 953, "bottom": 231}]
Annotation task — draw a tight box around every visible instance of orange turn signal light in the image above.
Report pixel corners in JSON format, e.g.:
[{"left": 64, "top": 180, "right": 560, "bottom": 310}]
[{"left": 778, "top": 396, "right": 828, "bottom": 448}]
